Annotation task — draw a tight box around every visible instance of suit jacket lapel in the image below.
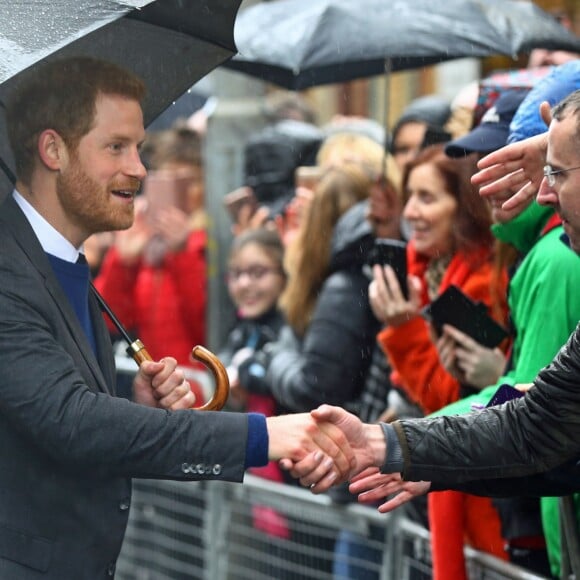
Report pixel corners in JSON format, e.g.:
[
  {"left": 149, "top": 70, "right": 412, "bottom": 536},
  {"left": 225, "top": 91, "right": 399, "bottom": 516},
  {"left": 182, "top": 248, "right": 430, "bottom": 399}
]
[{"left": 1, "top": 196, "right": 113, "bottom": 395}]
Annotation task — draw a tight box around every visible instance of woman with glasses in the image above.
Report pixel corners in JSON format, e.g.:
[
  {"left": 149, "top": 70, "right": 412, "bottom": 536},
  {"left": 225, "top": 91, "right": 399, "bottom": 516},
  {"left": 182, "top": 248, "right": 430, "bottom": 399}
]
[{"left": 220, "top": 228, "right": 287, "bottom": 412}]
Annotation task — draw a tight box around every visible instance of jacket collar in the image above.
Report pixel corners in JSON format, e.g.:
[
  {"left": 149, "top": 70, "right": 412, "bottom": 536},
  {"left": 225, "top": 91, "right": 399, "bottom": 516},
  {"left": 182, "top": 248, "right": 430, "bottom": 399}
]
[{"left": 0, "top": 195, "right": 114, "bottom": 394}]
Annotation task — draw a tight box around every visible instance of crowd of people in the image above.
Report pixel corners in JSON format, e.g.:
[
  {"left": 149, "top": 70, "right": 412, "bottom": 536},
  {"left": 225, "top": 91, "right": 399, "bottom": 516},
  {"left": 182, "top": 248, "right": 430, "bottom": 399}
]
[
  {"left": 72, "top": 51, "right": 580, "bottom": 578},
  {"left": 3, "top": 19, "right": 580, "bottom": 579},
  {"left": 205, "top": 58, "right": 580, "bottom": 579}
]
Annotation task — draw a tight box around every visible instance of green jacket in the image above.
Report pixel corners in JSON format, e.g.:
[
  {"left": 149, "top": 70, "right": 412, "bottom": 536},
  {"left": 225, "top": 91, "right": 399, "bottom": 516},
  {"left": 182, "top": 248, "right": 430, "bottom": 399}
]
[{"left": 430, "top": 202, "right": 580, "bottom": 577}]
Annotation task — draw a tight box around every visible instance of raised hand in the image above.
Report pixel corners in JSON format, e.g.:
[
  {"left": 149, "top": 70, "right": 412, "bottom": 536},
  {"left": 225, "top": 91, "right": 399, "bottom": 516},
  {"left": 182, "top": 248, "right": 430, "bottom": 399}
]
[
  {"left": 472, "top": 119, "right": 549, "bottom": 222},
  {"left": 113, "top": 196, "right": 153, "bottom": 264},
  {"left": 134, "top": 357, "right": 196, "bottom": 410},
  {"left": 151, "top": 205, "right": 192, "bottom": 252},
  {"left": 349, "top": 467, "right": 431, "bottom": 513},
  {"left": 369, "top": 264, "right": 422, "bottom": 327}
]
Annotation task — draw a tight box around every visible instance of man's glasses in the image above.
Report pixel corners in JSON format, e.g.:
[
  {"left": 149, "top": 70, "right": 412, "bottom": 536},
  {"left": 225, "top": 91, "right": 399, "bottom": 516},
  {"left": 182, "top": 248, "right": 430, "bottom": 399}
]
[
  {"left": 226, "top": 266, "right": 282, "bottom": 283},
  {"left": 543, "top": 164, "right": 580, "bottom": 187}
]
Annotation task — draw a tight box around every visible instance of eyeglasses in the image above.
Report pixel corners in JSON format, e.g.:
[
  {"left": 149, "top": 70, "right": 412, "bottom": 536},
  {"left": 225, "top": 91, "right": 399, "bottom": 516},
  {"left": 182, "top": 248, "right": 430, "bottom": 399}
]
[
  {"left": 543, "top": 164, "right": 580, "bottom": 187},
  {"left": 226, "top": 266, "right": 282, "bottom": 283}
]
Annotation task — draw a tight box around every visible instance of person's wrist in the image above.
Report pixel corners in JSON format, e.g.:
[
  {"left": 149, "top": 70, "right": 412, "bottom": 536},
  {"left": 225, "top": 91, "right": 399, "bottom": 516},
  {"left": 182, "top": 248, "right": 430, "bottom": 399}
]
[{"left": 363, "top": 424, "right": 387, "bottom": 468}]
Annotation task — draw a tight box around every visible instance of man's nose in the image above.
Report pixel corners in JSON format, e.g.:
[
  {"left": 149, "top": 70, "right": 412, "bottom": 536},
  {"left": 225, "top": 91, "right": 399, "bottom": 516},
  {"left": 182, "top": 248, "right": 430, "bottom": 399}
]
[
  {"left": 536, "top": 177, "right": 559, "bottom": 207},
  {"left": 126, "top": 147, "right": 147, "bottom": 181}
]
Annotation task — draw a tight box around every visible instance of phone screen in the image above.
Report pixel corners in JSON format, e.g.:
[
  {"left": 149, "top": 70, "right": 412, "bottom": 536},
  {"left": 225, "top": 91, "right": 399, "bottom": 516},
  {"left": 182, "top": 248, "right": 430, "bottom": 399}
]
[
  {"left": 368, "top": 239, "right": 408, "bottom": 298},
  {"left": 142, "top": 170, "right": 191, "bottom": 216}
]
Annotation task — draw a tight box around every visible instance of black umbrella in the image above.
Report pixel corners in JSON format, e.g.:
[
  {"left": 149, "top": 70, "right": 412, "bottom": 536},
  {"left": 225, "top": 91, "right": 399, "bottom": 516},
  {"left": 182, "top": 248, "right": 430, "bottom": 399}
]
[
  {"left": 0, "top": 0, "right": 241, "bottom": 194},
  {"left": 0, "top": 0, "right": 241, "bottom": 411},
  {"left": 225, "top": 0, "right": 580, "bottom": 91}
]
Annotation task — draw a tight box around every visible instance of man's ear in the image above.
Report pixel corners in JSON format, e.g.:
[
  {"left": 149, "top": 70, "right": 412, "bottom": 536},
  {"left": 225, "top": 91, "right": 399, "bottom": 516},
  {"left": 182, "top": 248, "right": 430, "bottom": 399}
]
[
  {"left": 539, "top": 101, "right": 552, "bottom": 128},
  {"left": 37, "top": 129, "right": 68, "bottom": 171}
]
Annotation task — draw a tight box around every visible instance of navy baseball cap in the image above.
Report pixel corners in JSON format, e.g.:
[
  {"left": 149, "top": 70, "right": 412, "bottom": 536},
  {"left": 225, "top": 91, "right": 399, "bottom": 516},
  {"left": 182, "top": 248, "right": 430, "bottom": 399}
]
[{"left": 445, "top": 89, "right": 529, "bottom": 158}]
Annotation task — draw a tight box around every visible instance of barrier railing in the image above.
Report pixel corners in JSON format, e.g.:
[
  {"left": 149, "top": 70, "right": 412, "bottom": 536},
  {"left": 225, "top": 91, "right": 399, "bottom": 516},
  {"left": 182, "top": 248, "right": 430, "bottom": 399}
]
[{"left": 116, "top": 475, "right": 549, "bottom": 580}]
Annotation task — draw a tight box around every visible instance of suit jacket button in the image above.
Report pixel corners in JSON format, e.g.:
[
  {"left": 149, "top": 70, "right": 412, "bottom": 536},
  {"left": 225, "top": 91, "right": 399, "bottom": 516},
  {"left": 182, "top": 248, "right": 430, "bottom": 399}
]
[
  {"left": 182, "top": 462, "right": 192, "bottom": 473},
  {"left": 106, "top": 562, "right": 116, "bottom": 576},
  {"left": 119, "top": 498, "right": 130, "bottom": 511},
  {"left": 212, "top": 464, "right": 222, "bottom": 475}
]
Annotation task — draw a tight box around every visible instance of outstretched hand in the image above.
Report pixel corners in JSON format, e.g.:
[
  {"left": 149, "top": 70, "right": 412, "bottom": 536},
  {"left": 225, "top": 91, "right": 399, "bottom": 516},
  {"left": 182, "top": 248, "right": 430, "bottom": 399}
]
[
  {"left": 268, "top": 412, "right": 356, "bottom": 493},
  {"left": 279, "top": 405, "right": 386, "bottom": 493},
  {"left": 349, "top": 467, "right": 431, "bottom": 513},
  {"left": 471, "top": 102, "right": 550, "bottom": 223}
]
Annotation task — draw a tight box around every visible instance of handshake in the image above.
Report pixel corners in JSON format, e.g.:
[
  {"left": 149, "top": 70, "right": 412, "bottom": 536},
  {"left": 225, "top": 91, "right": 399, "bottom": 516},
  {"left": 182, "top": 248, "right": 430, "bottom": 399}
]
[
  {"left": 265, "top": 406, "right": 380, "bottom": 489},
  {"left": 266, "top": 405, "right": 430, "bottom": 513}
]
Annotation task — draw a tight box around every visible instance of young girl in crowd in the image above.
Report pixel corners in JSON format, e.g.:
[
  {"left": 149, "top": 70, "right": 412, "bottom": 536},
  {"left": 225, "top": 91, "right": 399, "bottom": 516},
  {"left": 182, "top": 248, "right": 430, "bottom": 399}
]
[
  {"left": 219, "top": 227, "right": 287, "bottom": 417},
  {"left": 218, "top": 228, "right": 289, "bottom": 543},
  {"left": 369, "top": 144, "right": 510, "bottom": 579}
]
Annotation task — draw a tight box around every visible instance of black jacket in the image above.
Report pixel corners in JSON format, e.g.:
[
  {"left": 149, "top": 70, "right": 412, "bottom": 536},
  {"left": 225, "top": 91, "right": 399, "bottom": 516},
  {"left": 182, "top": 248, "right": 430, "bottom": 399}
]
[
  {"left": 0, "top": 196, "right": 249, "bottom": 579},
  {"left": 265, "top": 201, "right": 380, "bottom": 412},
  {"left": 395, "top": 321, "right": 580, "bottom": 491}
]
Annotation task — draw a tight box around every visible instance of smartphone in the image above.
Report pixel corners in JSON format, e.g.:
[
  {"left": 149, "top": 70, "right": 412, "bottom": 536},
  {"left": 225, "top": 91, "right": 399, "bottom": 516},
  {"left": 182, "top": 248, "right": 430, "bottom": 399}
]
[
  {"left": 142, "top": 170, "right": 191, "bottom": 217},
  {"left": 485, "top": 384, "right": 524, "bottom": 407},
  {"left": 295, "top": 165, "right": 323, "bottom": 191},
  {"left": 223, "top": 186, "right": 258, "bottom": 223},
  {"left": 368, "top": 239, "right": 408, "bottom": 298},
  {"left": 421, "top": 285, "right": 509, "bottom": 347}
]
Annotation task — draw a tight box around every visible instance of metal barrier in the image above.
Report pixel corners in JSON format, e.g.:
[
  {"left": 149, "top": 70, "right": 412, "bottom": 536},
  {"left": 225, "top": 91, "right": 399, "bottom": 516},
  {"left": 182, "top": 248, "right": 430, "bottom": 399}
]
[{"left": 116, "top": 475, "right": 550, "bottom": 580}]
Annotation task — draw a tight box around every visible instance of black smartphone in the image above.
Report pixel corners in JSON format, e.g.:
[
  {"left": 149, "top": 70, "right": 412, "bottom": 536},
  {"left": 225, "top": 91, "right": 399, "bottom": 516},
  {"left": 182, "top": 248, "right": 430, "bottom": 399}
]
[
  {"left": 421, "top": 285, "right": 509, "bottom": 347},
  {"left": 368, "top": 239, "right": 408, "bottom": 298}
]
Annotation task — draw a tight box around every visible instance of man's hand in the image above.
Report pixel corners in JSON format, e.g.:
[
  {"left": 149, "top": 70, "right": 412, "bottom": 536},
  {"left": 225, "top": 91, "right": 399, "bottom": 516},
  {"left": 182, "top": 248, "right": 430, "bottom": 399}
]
[
  {"left": 267, "top": 413, "right": 356, "bottom": 493},
  {"left": 349, "top": 467, "right": 431, "bottom": 513},
  {"left": 279, "top": 405, "right": 386, "bottom": 493},
  {"left": 472, "top": 118, "right": 549, "bottom": 222},
  {"left": 133, "top": 357, "right": 196, "bottom": 410}
]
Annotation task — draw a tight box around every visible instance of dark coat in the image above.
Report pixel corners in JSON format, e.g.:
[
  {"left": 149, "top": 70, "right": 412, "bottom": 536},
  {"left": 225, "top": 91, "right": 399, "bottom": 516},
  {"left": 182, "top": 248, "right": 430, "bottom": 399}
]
[
  {"left": 0, "top": 196, "right": 249, "bottom": 579},
  {"left": 394, "top": 320, "right": 580, "bottom": 492},
  {"left": 265, "top": 201, "right": 380, "bottom": 412}
]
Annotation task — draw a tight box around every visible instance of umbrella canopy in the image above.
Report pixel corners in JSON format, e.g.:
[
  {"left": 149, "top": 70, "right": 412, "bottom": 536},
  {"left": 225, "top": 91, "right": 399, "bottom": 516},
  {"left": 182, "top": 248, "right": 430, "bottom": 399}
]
[
  {"left": 0, "top": 0, "right": 241, "bottom": 194},
  {"left": 225, "top": 0, "right": 580, "bottom": 90}
]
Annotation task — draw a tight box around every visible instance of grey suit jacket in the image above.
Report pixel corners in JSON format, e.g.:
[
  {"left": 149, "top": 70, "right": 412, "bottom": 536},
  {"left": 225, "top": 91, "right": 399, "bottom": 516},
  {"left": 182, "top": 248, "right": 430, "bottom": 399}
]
[{"left": 0, "top": 196, "right": 249, "bottom": 578}]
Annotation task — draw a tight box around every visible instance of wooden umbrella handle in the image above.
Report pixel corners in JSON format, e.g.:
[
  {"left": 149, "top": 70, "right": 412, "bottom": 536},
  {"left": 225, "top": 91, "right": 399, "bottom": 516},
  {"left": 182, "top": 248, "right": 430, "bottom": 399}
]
[
  {"left": 127, "top": 340, "right": 229, "bottom": 411},
  {"left": 190, "top": 345, "right": 230, "bottom": 411}
]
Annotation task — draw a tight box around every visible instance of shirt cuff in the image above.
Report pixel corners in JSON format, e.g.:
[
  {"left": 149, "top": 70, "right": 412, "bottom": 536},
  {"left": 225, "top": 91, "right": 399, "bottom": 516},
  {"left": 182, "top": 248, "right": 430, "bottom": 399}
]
[
  {"left": 245, "top": 413, "right": 269, "bottom": 469},
  {"left": 380, "top": 423, "right": 404, "bottom": 473}
]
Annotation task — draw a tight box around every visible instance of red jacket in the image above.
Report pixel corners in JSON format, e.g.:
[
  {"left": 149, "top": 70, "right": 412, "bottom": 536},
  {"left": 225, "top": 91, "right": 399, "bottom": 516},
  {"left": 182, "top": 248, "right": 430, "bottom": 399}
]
[
  {"left": 95, "top": 230, "right": 207, "bottom": 401},
  {"left": 377, "top": 240, "right": 508, "bottom": 415}
]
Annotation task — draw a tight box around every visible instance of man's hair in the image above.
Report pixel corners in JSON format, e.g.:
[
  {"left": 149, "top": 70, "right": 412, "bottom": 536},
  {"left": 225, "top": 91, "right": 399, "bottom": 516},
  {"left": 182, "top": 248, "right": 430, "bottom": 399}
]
[
  {"left": 552, "top": 89, "right": 580, "bottom": 135},
  {"left": 7, "top": 57, "right": 146, "bottom": 184}
]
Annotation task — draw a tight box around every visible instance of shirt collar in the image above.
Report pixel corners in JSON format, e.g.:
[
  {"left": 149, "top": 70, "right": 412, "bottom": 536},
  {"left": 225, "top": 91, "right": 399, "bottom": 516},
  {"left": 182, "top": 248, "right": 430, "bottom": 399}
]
[{"left": 13, "top": 190, "right": 83, "bottom": 263}]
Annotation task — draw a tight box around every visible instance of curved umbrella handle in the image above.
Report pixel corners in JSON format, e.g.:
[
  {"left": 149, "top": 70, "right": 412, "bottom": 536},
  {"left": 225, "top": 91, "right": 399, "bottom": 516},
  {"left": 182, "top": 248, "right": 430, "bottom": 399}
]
[
  {"left": 190, "top": 345, "right": 230, "bottom": 411},
  {"left": 127, "top": 340, "right": 229, "bottom": 411}
]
